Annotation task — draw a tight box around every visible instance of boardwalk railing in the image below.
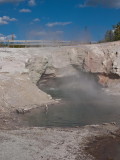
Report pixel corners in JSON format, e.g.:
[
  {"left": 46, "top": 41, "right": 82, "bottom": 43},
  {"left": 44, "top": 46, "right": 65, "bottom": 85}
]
[{"left": 0, "top": 40, "right": 81, "bottom": 47}]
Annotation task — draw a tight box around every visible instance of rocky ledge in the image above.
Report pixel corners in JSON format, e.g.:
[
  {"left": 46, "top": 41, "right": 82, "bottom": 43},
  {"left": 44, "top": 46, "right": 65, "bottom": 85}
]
[{"left": 0, "top": 41, "right": 120, "bottom": 112}]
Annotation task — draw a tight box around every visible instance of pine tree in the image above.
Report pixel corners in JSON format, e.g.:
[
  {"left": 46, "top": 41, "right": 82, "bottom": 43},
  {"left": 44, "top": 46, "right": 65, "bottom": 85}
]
[
  {"left": 104, "top": 22, "right": 120, "bottom": 42},
  {"left": 113, "top": 22, "right": 120, "bottom": 41},
  {"left": 104, "top": 30, "right": 114, "bottom": 42}
]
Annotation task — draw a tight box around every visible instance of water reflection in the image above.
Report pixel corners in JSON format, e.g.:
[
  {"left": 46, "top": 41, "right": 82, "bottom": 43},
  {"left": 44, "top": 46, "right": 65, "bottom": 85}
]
[{"left": 23, "top": 72, "right": 120, "bottom": 127}]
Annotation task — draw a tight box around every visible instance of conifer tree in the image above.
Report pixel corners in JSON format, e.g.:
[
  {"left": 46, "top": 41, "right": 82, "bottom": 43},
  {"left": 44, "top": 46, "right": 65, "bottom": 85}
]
[{"left": 113, "top": 22, "right": 120, "bottom": 41}]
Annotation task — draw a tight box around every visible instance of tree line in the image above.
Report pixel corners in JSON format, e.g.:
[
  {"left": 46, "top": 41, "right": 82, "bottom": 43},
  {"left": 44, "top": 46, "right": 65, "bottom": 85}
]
[{"left": 104, "top": 22, "right": 120, "bottom": 42}]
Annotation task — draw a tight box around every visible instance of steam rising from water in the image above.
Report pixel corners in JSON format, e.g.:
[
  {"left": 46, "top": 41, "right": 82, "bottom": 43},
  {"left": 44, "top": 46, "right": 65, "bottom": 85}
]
[
  {"left": 44, "top": 67, "right": 107, "bottom": 103},
  {"left": 25, "top": 67, "right": 120, "bottom": 127}
]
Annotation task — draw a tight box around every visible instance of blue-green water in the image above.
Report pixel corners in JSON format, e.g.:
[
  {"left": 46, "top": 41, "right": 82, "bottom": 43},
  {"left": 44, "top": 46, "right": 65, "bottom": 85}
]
[{"left": 23, "top": 73, "right": 120, "bottom": 127}]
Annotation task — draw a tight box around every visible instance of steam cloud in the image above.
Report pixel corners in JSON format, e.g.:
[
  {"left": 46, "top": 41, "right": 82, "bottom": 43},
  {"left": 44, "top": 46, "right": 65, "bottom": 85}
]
[{"left": 45, "top": 66, "right": 120, "bottom": 109}]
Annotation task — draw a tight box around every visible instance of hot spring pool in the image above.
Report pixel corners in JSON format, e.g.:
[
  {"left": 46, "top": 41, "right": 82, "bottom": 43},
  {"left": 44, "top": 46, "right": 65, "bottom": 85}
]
[{"left": 23, "top": 72, "right": 120, "bottom": 127}]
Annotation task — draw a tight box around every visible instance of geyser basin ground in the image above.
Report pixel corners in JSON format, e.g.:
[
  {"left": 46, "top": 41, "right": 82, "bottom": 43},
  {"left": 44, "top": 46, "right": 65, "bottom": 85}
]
[
  {"left": 23, "top": 72, "right": 120, "bottom": 127},
  {"left": 0, "top": 42, "right": 120, "bottom": 160}
]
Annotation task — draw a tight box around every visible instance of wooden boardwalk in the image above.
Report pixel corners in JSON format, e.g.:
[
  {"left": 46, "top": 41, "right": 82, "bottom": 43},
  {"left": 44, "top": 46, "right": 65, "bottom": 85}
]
[{"left": 0, "top": 40, "right": 80, "bottom": 47}]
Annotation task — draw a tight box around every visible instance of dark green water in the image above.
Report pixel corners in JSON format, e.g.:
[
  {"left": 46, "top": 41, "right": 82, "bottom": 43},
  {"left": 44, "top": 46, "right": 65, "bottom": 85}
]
[{"left": 23, "top": 72, "right": 120, "bottom": 127}]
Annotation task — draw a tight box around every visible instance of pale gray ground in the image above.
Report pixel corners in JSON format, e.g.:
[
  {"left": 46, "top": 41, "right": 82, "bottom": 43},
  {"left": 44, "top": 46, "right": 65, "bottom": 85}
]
[
  {"left": 0, "top": 42, "right": 120, "bottom": 159},
  {"left": 0, "top": 124, "right": 118, "bottom": 160}
]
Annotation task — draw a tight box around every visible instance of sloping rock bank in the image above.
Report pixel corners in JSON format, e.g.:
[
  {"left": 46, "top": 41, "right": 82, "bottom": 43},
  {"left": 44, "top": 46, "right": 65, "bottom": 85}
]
[
  {"left": 0, "top": 41, "right": 120, "bottom": 112},
  {"left": 0, "top": 48, "right": 53, "bottom": 113},
  {"left": 68, "top": 41, "right": 120, "bottom": 94},
  {"left": 25, "top": 41, "right": 120, "bottom": 95}
]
